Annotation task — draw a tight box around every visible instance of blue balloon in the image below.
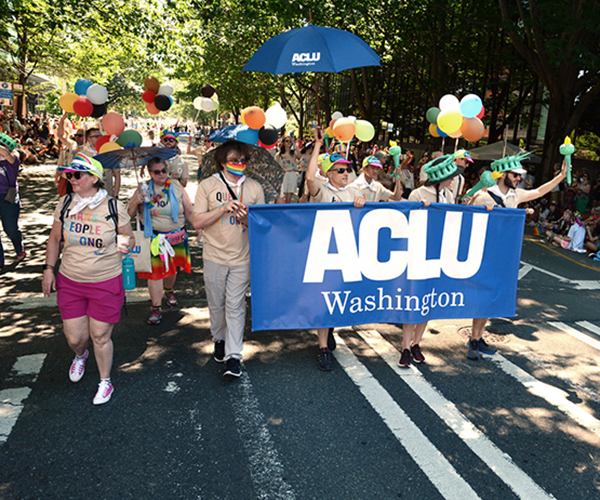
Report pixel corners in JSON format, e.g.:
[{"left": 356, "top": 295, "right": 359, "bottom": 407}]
[
  {"left": 74, "top": 79, "right": 93, "bottom": 96},
  {"left": 168, "top": 96, "right": 174, "bottom": 105},
  {"left": 436, "top": 126, "right": 448, "bottom": 138},
  {"left": 236, "top": 126, "right": 259, "bottom": 145},
  {"left": 459, "top": 94, "right": 483, "bottom": 119}
]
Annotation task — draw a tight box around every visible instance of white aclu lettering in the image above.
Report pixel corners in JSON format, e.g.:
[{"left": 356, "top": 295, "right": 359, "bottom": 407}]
[
  {"left": 303, "top": 209, "right": 488, "bottom": 283},
  {"left": 291, "top": 52, "right": 321, "bottom": 63}
]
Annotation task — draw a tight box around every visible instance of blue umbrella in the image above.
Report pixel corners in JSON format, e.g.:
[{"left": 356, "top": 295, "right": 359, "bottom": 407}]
[
  {"left": 243, "top": 24, "right": 380, "bottom": 74},
  {"left": 94, "top": 146, "right": 178, "bottom": 170},
  {"left": 209, "top": 124, "right": 246, "bottom": 143}
]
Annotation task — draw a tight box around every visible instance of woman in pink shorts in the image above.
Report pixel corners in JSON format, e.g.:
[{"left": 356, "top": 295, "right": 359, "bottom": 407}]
[{"left": 42, "top": 153, "right": 134, "bottom": 405}]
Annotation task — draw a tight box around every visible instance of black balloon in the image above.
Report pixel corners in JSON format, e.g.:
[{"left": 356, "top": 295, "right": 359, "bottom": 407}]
[
  {"left": 201, "top": 84, "right": 215, "bottom": 98},
  {"left": 154, "top": 94, "right": 172, "bottom": 111},
  {"left": 91, "top": 103, "right": 107, "bottom": 118},
  {"left": 258, "top": 124, "right": 278, "bottom": 146}
]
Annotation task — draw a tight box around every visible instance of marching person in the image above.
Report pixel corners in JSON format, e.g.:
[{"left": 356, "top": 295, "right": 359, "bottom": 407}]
[
  {"left": 350, "top": 155, "right": 404, "bottom": 202},
  {"left": 465, "top": 154, "right": 567, "bottom": 360},
  {"left": 160, "top": 131, "right": 190, "bottom": 187},
  {"left": 42, "top": 153, "right": 134, "bottom": 405},
  {"left": 127, "top": 157, "right": 194, "bottom": 325},
  {"left": 274, "top": 135, "right": 300, "bottom": 203},
  {"left": 193, "top": 140, "right": 265, "bottom": 378}
]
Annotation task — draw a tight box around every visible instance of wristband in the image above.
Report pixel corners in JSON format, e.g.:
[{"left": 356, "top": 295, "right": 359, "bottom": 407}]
[{"left": 43, "top": 264, "right": 54, "bottom": 272}]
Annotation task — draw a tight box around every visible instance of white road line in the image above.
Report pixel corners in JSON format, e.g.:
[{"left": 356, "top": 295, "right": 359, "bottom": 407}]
[
  {"left": 333, "top": 334, "right": 481, "bottom": 500},
  {"left": 576, "top": 321, "right": 600, "bottom": 339},
  {"left": 9, "top": 354, "right": 47, "bottom": 381},
  {"left": 519, "top": 261, "right": 600, "bottom": 289},
  {"left": 489, "top": 353, "right": 600, "bottom": 438},
  {"left": 355, "top": 330, "right": 555, "bottom": 500},
  {"left": 519, "top": 264, "right": 533, "bottom": 280},
  {"left": 0, "top": 388, "right": 32, "bottom": 444},
  {"left": 548, "top": 321, "right": 600, "bottom": 352},
  {"left": 228, "top": 369, "right": 296, "bottom": 500}
]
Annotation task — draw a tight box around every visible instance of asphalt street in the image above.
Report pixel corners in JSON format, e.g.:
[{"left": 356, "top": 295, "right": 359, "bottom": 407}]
[{"left": 1, "top": 163, "right": 600, "bottom": 500}]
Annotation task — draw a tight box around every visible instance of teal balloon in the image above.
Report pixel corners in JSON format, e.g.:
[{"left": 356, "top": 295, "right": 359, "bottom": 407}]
[
  {"left": 74, "top": 79, "right": 93, "bottom": 96},
  {"left": 426, "top": 107, "right": 441, "bottom": 124},
  {"left": 236, "top": 126, "right": 259, "bottom": 145},
  {"left": 459, "top": 94, "right": 483, "bottom": 119},
  {"left": 116, "top": 129, "right": 143, "bottom": 147}
]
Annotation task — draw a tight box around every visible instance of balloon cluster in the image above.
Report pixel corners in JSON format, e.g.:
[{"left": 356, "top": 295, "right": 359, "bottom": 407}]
[
  {"left": 59, "top": 79, "right": 109, "bottom": 118},
  {"left": 93, "top": 113, "right": 143, "bottom": 154},
  {"left": 426, "top": 94, "right": 485, "bottom": 142},
  {"left": 324, "top": 111, "right": 375, "bottom": 144},
  {"left": 142, "top": 77, "right": 173, "bottom": 115},
  {"left": 234, "top": 103, "right": 287, "bottom": 149},
  {"left": 193, "top": 84, "right": 220, "bottom": 112}
]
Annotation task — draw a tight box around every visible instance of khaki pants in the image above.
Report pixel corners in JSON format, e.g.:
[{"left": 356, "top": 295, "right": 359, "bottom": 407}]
[{"left": 203, "top": 260, "right": 250, "bottom": 361}]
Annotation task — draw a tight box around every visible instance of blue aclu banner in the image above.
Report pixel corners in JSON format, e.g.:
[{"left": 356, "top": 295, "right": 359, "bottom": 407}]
[{"left": 248, "top": 202, "right": 525, "bottom": 331}]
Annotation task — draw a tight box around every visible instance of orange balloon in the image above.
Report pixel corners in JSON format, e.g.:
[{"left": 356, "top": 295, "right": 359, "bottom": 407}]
[
  {"left": 146, "top": 102, "right": 160, "bottom": 115},
  {"left": 329, "top": 119, "right": 337, "bottom": 130},
  {"left": 102, "top": 112, "right": 125, "bottom": 136},
  {"left": 333, "top": 117, "right": 355, "bottom": 142},
  {"left": 429, "top": 123, "right": 440, "bottom": 137},
  {"left": 243, "top": 106, "right": 266, "bottom": 130},
  {"left": 447, "top": 128, "right": 462, "bottom": 139},
  {"left": 144, "top": 76, "right": 160, "bottom": 94},
  {"left": 461, "top": 117, "right": 485, "bottom": 142}
]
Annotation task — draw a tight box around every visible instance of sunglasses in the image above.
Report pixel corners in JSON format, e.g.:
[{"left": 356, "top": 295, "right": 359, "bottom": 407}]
[
  {"left": 73, "top": 134, "right": 83, "bottom": 138},
  {"left": 150, "top": 168, "right": 167, "bottom": 175},
  {"left": 163, "top": 138, "right": 177, "bottom": 143},
  {"left": 334, "top": 167, "right": 351, "bottom": 174},
  {"left": 65, "top": 172, "right": 84, "bottom": 180}
]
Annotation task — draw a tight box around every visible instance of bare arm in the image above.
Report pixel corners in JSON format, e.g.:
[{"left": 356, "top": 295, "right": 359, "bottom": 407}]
[
  {"left": 42, "top": 220, "right": 62, "bottom": 297},
  {"left": 182, "top": 189, "right": 194, "bottom": 224},
  {"left": 306, "top": 127, "right": 324, "bottom": 197},
  {"left": 0, "top": 144, "right": 16, "bottom": 164},
  {"left": 127, "top": 188, "right": 143, "bottom": 218},
  {"left": 113, "top": 170, "right": 121, "bottom": 199},
  {"left": 518, "top": 161, "right": 567, "bottom": 204}
]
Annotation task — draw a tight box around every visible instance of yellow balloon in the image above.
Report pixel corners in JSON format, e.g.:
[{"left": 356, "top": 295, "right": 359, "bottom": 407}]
[
  {"left": 59, "top": 92, "right": 79, "bottom": 113},
  {"left": 99, "top": 142, "right": 122, "bottom": 154},
  {"left": 429, "top": 123, "right": 440, "bottom": 138},
  {"left": 437, "top": 110, "right": 463, "bottom": 134},
  {"left": 324, "top": 127, "right": 334, "bottom": 138}
]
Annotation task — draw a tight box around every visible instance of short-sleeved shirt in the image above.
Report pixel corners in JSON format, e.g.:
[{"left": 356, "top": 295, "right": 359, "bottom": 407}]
[
  {"left": 310, "top": 182, "right": 360, "bottom": 203},
  {"left": 0, "top": 156, "right": 20, "bottom": 196},
  {"left": 472, "top": 184, "right": 527, "bottom": 208},
  {"left": 194, "top": 175, "right": 265, "bottom": 267},
  {"left": 166, "top": 156, "right": 189, "bottom": 183},
  {"left": 409, "top": 185, "right": 455, "bottom": 204},
  {"left": 349, "top": 173, "right": 393, "bottom": 202},
  {"left": 275, "top": 152, "right": 298, "bottom": 172},
  {"left": 54, "top": 196, "right": 130, "bottom": 283},
  {"left": 139, "top": 179, "right": 186, "bottom": 233}
]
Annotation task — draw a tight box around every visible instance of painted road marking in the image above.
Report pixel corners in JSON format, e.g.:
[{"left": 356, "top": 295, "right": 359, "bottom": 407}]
[
  {"left": 9, "top": 353, "right": 47, "bottom": 381},
  {"left": 576, "top": 321, "right": 600, "bottom": 339},
  {"left": 520, "top": 261, "right": 600, "bottom": 289},
  {"left": 549, "top": 321, "right": 600, "bottom": 352},
  {"left": 334, "top": 333, "right": 481, "bottom": 500},
  {"left": 519, "top": 264, "right": 533, "bottom": 280},
  {"left": 356, "top": 329, "right": 555, "bottom": 500},
  {"left": 0, "top": 388, "right": 31, "bottom": 444},
  {"left": 228, "top": 369, "right": 296, "bottom": 500}
]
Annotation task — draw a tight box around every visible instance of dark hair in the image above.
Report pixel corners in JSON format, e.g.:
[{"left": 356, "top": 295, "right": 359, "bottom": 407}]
[
  {"left": 147, "top": 157, "right": 167, "bottom": 170},
  {"left": 213, "top": 140, "right": 250, "bottom": 168},
  {"left": 92, "top": 175, "right": 105, "bottom": 189}
]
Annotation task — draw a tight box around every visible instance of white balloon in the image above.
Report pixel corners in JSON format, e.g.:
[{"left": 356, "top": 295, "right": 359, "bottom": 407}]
[
  {"left": 439, "top": 94, "right": 460, "bottom": 112},
  {"left": 348, "top": 115, "right": 357, "bottom": 122},
  {"left": 265, "top": 103, "right": 287, "bottom": 129},
  {"left": 86, "top": 84, "right": 108, "bottom": 105},
  {"left": 331, "top": 111, "right": 343, "bottom": 120},
  {"left": 193, "top": 96, "right": 203, "bottom": 110},
  {"left": 211, "top": 93, "right": 219, "bottom": 101},
  {"left": 201, "top": 97, "right": 215, "bottom": 112},
  {"left": 159, "top": 83, "right": 174, "bottom": 96}
]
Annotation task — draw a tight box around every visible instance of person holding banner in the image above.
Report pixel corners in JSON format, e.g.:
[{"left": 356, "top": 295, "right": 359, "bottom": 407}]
[
  {"left": 127, "top": 157, "right": 194, "bottom": 325},
  {"left": 398, "top": 154, "right": 463, "bottom": 366},
  {"left": 449, "top": 149, "right": 472, "bottom": 202},
  {"left": 466, "top": 155, "right": 567, "bottom": 360},
  {"left": 193, "top": 140, "right": 265, "bottom": 379},
  {"left": 349, "top": 155, "right": 404, "bottom": 202},
  {"left": 306, "top": 127, "right": 365, "bottom": 371}
]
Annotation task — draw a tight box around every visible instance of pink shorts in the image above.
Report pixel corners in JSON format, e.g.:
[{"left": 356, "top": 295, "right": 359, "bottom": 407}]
[
  {"left": 56, "top": 273, "right": 125, "bottom": 324},
  {"left": 560, "top": 239, "right": 570, "bottom": 249}
]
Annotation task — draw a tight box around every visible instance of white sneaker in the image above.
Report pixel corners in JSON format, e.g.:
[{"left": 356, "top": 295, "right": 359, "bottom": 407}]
[
  {"left": 69, "top": 350, "right": 89, "bottom": 383},
  {"left": 93, "top": 381, "right": 114, "bottom": 405}
]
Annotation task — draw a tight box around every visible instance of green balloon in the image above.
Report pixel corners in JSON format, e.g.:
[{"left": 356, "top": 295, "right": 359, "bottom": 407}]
[
  {"left": 426, "top": 107, "right": 441, "bottom": 124},
  {"left": 354, "top": 120, "right": 375, "bottom": 142},
  {"left": 116, "top": 129, "right": 143, "bottom": 147}
]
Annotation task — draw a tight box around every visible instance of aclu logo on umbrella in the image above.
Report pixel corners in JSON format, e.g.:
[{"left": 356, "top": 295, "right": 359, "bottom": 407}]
[{"left": 292, "top": 52, "right": 321, "bottom": 66}]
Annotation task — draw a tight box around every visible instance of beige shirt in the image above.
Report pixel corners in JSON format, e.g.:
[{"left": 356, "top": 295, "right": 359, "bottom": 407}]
[
  {"left": 349, "top": 173, "right": 393, "bottom": 202},
  {"left": 135, "top": 179, "right": 185, "bottom": 233},
  {"left": 54, "top": 196, "right": 130, "bottom": 283},
  {"left": 194, "top": 174, "right": 265, "bottom": 266},
  {"left": 310, "top": 183, "right": 360, "bottom": 203},
  {"left": 409, "top": 185, "right": 455, "bottom": 204},
  {"left": 471, "top": 185, "right": 526, "bottom": 208},
  {"left": 166, "top": 155, "right": 189, "bottom": 183}
]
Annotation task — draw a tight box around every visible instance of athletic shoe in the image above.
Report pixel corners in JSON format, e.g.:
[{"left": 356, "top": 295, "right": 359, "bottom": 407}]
[
  {"left": 16, "top": 250, "right": 26, "bottom": 262},
  {"left": 410, "top": 344, "right": 425, "bottom": 364},
  {"left": 93, "top": 380, "right": 114, "bottom": 405},
  {"left": 223, "top": 358, "right": 241, "bottom": 378},
  {"left": 213, "top": 340, "right": 225, "bottom": 363},
  {"left": 327, "top": 328, "right": 336, "bottom": 351},
  {"left": 477, "top": 338, "right": 497, "bottom": 355},
  {"left": 148, "top": 307, "right": 162, "bottom": 325},
  {"left": 165, "top": 290, "right": 178, "bottom": 307},
  {"left": 399, "top": 348, "right": 411, "bottom": 367},
  {"left": 467, "top": 339, "right": 481, "bottom": 360},
  {"left": 69, "top": 349, "right": 89, "bottom": 382},
  {"left": 318, "top": 347, "right": 332, "bottom": 371}
]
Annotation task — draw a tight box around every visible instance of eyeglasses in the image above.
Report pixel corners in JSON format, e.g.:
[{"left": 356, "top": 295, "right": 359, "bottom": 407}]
[
  {"left": 227, "top": 158, "right": 246, "bottom": 164},
  {"left": 65, "top": 172, "right": 83, "bottom": 180},
  {"left": 74, "top": 134, "right": 83, "bottom": 138},
  {"left": 150, "top": 168, "right": 167, "bottom": 175},
  {"left": 334, "top": 167, "right": 351, "bottom": 174}
]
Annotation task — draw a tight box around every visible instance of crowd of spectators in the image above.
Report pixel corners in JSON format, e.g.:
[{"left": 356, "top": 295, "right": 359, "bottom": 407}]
[{"left": 0, "top": 111, "right": 59, "bottom": 165}]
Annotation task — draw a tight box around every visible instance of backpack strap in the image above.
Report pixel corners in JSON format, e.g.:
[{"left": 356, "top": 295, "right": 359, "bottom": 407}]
[
  {"left": 106, "top": 196, "right": 119, "bottom": 244},
  {"left": 59, "top": 193, "right": 73, "bottom": 246},
  {"left": 486, "top": 190, "right": 506, "bottom": 208}
]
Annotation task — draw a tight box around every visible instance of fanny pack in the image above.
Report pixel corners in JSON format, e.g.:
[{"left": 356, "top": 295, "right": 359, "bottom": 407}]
[{"left": 157, "top": 227, "right": 186, "bottom": 246}]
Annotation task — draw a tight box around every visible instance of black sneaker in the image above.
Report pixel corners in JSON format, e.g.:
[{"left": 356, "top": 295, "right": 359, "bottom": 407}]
[
  {"left": 467, "top": 339, "right": 481, "bottom": 360},
  {"left": 410, "top": 344, "right": 425, "bottom": 364},
  {"left": 223, "top": 358, "right": 241, "bottom": 378},
  {"left": 477, "top": 338, "right": 497, "bottom": 355},
  {"left": 399, "top": 348, "right": 411, "bottom": 367},
  {"left": 213, "top": 340, "right": 225, "bottom": 363},
  {"left": 318, "top": 347, "right": 332, "bottom": 371},
  {"left": 327, "top": 328, "right": 336, "bottom": 351}
]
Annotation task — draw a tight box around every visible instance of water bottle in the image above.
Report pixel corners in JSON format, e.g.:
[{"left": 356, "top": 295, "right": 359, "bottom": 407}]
[{"left": 122, "top": 254, "right": 136, "bottom": 290}]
